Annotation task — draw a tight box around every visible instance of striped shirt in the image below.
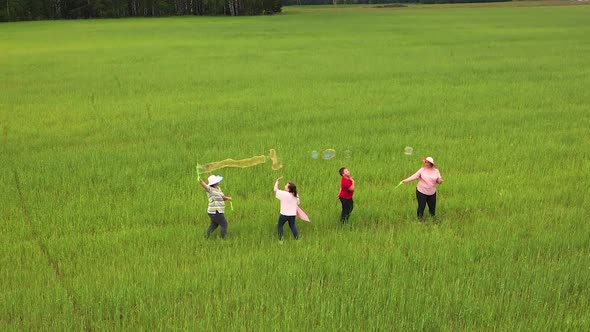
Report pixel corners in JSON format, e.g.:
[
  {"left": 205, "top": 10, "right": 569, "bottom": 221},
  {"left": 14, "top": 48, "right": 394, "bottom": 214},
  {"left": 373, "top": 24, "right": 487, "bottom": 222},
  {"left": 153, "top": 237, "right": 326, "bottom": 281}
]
[{"left": 207, "top": 186, "right": 225, "bottom": 214}]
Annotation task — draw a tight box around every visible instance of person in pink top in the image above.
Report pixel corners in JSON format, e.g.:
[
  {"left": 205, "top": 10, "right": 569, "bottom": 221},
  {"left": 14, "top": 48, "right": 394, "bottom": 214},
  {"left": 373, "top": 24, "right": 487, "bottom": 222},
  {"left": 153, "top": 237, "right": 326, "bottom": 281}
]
[
  {"left": 401, "top": 157, "right": 443, "bottom": 221},
  {"left": 274, "top": 177, "right": 300, "bottom": 241}
]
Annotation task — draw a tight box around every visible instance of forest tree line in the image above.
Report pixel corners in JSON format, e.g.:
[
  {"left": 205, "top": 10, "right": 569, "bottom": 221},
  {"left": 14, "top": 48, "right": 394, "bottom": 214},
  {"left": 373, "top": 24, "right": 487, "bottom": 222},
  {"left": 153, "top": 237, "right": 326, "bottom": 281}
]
[
  {"left": 1, "top": 0, "right": 282, "bottom": 21},
  {"left": 1, "top": 0, "right": 513, "bottom": 21}
]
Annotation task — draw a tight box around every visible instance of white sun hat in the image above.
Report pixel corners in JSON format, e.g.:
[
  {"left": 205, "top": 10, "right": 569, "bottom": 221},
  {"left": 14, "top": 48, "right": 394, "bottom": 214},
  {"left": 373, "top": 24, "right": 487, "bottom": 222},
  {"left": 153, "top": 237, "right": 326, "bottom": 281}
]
[
  {"left": 422, "top": 157, "right": 435, "bottom": 166},
  {"left": 207, "top": 175, "right": 223, "bottom": 186}
]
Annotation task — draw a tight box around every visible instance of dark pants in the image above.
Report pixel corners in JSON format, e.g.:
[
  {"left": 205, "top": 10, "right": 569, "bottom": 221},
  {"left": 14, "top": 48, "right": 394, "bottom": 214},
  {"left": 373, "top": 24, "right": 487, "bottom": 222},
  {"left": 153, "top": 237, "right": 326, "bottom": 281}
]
[
  {"left": 339, "top": 198, "right": 354, "bottom": 223},
  {"left": 277, "top": 214, "right": 298, "bottom": 240},
  {"left": 416, "top": 189, "right": 436, "bottom": 220},
  {"left": 207, "top": 211, "right": 227, "bottom": 238}
]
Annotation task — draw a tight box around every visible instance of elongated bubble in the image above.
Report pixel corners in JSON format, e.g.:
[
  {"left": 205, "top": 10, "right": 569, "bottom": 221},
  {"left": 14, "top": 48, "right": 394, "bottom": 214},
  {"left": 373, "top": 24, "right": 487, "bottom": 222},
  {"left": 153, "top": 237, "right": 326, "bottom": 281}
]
[
  {"left": 311, "top": 151, "right": 319, "bottom": 159},
  {"left": 199, "top": 155, "right": 266, "bottom": 173},
  {"left": 404, "top": 146, "right": 413, "bottom": 155}
]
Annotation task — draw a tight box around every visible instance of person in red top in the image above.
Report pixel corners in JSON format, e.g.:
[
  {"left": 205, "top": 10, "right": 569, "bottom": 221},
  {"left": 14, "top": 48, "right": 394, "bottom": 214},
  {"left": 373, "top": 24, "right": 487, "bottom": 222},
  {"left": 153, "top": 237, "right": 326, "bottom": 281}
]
[{"left": 338, "top": 167, "right": 355, "bottom": 224}]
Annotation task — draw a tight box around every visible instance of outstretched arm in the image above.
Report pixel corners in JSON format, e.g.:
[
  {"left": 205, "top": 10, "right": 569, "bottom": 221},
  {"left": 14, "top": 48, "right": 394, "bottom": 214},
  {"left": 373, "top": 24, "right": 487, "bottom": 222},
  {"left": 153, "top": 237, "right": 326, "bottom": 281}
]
[{"left": 401, "top": 170, "right": 421, "bottom": 184}]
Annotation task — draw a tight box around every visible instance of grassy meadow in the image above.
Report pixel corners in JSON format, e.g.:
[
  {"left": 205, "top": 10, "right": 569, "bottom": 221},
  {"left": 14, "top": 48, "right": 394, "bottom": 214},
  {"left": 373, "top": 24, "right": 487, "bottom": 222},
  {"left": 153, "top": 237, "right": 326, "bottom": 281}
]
[{"left": 1, "top": 2, "right": 590, "bottom": 330}]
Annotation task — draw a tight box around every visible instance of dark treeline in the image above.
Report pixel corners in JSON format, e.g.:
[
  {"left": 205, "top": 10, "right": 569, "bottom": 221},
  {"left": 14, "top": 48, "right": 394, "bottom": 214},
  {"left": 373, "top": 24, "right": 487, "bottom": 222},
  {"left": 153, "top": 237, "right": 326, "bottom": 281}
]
[
  {"left": 1, "top": 0, "right": 282, "bottom": 21},
  {"left": 282, "top": 0, "right": 508, "bottom": 5}
]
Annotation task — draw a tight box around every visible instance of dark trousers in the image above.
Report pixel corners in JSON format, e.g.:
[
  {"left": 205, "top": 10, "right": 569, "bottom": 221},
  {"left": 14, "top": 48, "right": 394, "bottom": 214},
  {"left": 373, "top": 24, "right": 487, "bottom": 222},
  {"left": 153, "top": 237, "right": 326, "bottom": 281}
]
[
  {"left": 339, "top": 198, "right": 354, "bottom": 223},
  {"left": 416, "top": 189, "right": 436, "bottom": 220},
  {"left": 207, "top": 211, "right": 227, "bottom": 238},
  {"left": 277, "top": 214, "right": 298, "bottom": 240}
]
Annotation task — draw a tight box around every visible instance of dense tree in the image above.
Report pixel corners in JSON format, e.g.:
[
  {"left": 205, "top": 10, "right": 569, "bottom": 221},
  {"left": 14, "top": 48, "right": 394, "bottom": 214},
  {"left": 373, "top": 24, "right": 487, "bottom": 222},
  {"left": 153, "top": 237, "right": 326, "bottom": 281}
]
[
  {"left": 0, "top": 0, "right": 513, "bottom": 21},
  {"left": 0, "top": 0, "right": 282, "bottom": 21}
]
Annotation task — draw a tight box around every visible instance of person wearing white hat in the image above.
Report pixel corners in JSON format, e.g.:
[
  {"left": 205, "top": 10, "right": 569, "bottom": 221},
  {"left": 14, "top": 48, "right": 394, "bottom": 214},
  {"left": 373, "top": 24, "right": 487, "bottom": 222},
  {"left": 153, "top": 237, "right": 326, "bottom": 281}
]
[
  {"left": 198, "top": 174, "right": 232, "bottom": 238},
  {"left": 401, "top": 157, "right": 443, "bottom": 221}
]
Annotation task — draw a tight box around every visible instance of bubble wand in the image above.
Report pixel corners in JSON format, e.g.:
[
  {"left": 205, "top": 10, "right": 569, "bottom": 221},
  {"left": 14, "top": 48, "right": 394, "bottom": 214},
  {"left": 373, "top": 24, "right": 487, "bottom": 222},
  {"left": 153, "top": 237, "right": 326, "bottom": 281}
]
[{"left": 394, "top": 181, "right": 403, "bottom": 190}]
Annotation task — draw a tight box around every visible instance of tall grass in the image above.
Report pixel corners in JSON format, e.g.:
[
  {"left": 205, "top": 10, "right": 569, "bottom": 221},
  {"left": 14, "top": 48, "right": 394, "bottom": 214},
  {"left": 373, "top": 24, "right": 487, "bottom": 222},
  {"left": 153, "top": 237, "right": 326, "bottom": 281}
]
[{"left": 1, "top": 4, "right": 590, "bottom": 330}]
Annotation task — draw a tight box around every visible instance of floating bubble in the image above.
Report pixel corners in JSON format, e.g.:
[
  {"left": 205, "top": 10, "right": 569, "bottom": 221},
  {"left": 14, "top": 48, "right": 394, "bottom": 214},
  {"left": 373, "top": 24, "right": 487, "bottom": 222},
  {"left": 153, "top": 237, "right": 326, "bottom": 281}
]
[
  {"left": 269, "top": 149, "right": 283, "bottom": 170},
  {"left": 343, "top": 150, "right": 352, "bottom": 159},
  {"left": 311, "top": 151, "right": 319, "bottom": 159},
  {"left": 322, "top": 149, "right": 335, "bottom": 160},
  {"left": 404, "top": 146, "right": 413, "bottom": 155}
]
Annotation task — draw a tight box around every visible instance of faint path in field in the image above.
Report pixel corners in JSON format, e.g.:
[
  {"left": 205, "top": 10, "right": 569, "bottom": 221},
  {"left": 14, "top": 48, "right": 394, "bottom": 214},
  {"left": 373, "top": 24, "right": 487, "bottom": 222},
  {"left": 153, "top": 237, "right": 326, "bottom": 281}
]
[
  {"left": 13, "top": 170, "right": 92, "bottom": 332},
  {"left": 286, "top": 0, "right": 590, "bottom": 14}
]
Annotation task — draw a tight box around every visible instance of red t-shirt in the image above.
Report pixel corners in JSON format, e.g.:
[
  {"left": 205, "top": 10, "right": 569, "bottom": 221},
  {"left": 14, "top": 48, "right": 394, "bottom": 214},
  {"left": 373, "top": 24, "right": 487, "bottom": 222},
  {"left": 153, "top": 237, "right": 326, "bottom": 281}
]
[{"left": 339, "top": 177, "right": 354, "bottom": 200}]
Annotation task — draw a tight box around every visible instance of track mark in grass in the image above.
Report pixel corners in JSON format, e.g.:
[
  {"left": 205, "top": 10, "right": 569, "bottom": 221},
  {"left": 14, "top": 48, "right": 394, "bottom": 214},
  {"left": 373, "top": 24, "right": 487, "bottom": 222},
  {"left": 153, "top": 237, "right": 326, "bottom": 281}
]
[
  {"left": 145, "top": 103, "right": 153, "bottom": 122},
  {"left": 2, "top": 124, "right": 8, "bottom": 146},
  {"left": 372, "top": 3, "right": 406, "bottom": 8},
  {"left": 14, "top": 170, "right": 92, "bottom": 332}
]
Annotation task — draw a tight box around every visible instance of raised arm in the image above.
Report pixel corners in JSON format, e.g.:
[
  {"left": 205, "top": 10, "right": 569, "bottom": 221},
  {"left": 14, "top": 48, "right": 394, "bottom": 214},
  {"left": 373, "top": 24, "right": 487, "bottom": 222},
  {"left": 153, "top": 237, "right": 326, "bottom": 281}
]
[
  {"left": 198, "top": 178, "right": 210, "bottom": 192},
  {"left": 274, "top": 177, "right": 282, "bottom": 192}
]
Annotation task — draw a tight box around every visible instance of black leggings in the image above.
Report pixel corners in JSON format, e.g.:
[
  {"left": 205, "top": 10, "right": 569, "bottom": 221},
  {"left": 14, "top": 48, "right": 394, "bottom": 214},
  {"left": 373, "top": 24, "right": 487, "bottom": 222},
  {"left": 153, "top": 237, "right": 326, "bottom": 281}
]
[
  {"left": 339, "top": 198, "right": 354, "bottom": 223},
  {"left": 207, "top": 212, "right": 228, "bottom": 238},
  {"left": 416, "top": 189, "right": 436, "bottom": 220},
  {"left": 277, "top": 214, "right": 298, "bottom": 240}
]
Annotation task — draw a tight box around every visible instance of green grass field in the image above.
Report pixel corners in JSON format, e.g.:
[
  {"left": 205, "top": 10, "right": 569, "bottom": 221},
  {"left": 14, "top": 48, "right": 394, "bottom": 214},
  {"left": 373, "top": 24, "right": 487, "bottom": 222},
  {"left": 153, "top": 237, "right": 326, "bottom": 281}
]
[{"left": 2, "top": 2, "right": 590, "bottom": 330}]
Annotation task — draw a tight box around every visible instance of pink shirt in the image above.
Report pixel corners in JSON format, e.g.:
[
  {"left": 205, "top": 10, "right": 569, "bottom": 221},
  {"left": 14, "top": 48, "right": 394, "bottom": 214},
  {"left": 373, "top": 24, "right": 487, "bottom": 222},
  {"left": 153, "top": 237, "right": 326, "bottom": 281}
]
[
  {"left": 403, "top": 167, "right": 442, "bottom": 196},
  {"left": 275, "top": 190, "right": 299, "bottom": 216}
]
